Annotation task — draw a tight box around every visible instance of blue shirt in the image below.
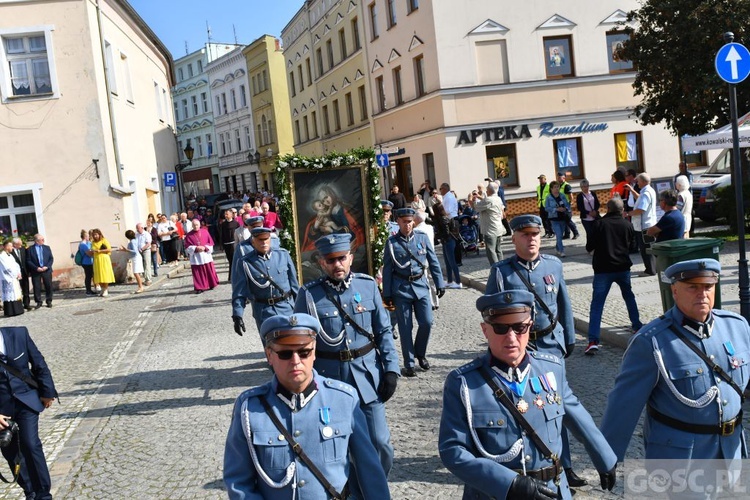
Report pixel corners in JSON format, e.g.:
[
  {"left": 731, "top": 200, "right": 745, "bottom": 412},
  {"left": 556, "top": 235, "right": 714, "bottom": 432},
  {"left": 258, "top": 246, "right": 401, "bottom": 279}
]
[
  {"left": 655, "top": 209, "right": 685, "bottom": 242},
  {"left": 78, "top": 241, "right": 94, "bottom": 266}
]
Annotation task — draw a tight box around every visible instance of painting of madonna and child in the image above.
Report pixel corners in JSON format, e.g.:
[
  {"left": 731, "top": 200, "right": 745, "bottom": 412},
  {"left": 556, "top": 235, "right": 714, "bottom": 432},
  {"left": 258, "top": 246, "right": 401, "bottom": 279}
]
[{"left": 290, "top": 165, "right": 371, "bottom": 284}]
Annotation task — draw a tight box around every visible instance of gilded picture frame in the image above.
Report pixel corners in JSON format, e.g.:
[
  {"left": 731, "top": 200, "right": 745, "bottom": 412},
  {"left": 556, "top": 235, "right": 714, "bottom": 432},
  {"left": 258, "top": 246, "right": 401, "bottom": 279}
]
[{"left": 289, "top": 164, "right": 373, "bottom": 284}]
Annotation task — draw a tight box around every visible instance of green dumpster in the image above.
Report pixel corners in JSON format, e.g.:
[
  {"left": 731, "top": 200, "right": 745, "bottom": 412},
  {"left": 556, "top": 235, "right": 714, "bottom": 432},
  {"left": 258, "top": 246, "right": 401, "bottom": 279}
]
[{"left": 648, "top": 237, "right": 724, "bottom": 312}]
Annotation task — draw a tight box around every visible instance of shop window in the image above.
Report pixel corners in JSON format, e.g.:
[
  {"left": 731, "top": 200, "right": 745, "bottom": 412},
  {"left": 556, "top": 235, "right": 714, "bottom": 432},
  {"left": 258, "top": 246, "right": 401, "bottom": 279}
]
[
  {"left": 553, "top": 137, "right": 584, "bottom": 179},
  {"left": 606, "top": 31, "right": 634, "bottom": 73},
  {"left": 544, "top": 35, "right": 574, "bottom": 78},
  {"left": 486, "top": 144, "right": 519, "bottom": 187},
  {"left": 614, "top": 132, "right": 644, "bottom": 173}
]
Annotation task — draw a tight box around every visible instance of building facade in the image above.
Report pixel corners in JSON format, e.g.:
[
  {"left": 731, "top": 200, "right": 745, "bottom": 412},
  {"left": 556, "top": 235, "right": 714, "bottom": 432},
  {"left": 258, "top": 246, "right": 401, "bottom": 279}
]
[
  {"left": 0, "top": 0, "right": 177, "bottom": 287},
  {"left": 205, "top": 47, "right": 258, "bottom": 194},
  {"left": 362, "top": 0, "right": 685, "bottom": 210},
  {"left": 243, "top": 35, "right": 294, "bottom": 192},
  {"left": 282, "top": 0, "right": 374, "bottom": 157},
  {"left": 172, "top": 43, "right": 240, "bottom": 201}
]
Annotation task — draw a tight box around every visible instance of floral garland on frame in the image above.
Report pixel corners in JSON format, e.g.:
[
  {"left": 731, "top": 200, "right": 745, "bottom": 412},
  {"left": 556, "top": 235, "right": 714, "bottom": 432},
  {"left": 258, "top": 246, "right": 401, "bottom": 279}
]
[{"left": 273, "top": 147, "right": 389, "bottom": 273}]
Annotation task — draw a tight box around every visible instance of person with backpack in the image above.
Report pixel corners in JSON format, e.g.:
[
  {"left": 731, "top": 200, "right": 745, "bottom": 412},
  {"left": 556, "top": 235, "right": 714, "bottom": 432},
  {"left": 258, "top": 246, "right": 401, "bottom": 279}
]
[{"left": 77, "top": 230, "right": 95, "bottom": 296}]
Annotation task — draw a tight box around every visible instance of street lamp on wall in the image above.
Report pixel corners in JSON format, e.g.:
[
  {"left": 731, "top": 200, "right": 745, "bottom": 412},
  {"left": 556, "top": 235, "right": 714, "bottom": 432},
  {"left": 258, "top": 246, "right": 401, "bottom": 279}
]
[
  {"left": 248, "top": 149, "right": 261, "bottom": 164},
  {"left": 175, "top": 141, "right": 195, "bottom": 210}
]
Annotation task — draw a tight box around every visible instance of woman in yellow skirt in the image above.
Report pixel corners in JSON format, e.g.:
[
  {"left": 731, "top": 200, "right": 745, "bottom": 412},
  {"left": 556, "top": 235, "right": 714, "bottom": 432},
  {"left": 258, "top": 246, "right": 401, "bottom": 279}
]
[{"left": 90, "top": 228, "right": 115, "bottom": 297}]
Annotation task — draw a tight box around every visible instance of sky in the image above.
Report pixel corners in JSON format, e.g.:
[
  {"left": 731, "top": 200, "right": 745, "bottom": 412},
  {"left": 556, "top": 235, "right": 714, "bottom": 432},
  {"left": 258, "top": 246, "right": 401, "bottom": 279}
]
[{"left": 127, "top": 0, "right": 306, "bottom": 59}]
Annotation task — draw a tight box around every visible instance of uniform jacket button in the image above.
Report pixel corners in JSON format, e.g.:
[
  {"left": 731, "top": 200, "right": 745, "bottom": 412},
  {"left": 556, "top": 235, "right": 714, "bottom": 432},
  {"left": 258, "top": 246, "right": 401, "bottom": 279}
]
[
  {"left": 298, "top": 480, "right": 306, "bottom": 487},
  {"left": 497, "top": 420, "right": 504, "bottom": 426},
  {"left": 294, "top": 430, "right": 302, "bottom": 436}
]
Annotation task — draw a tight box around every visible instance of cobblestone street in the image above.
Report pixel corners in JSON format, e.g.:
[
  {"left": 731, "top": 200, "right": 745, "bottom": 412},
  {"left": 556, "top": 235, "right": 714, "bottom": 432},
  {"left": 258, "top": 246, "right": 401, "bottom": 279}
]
[{"left": 0, "top": 231, "right": 736, "bottom": 498}]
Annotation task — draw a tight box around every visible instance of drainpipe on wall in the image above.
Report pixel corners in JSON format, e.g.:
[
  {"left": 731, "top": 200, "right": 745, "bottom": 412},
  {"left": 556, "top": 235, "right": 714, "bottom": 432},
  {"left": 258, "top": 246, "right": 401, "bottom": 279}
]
[{"left": 95, "top": 0, "right": 128, "bottom": 193}]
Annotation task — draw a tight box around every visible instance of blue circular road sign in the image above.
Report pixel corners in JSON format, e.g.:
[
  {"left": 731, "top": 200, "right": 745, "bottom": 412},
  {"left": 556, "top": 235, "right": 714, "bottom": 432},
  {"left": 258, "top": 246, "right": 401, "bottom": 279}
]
[{"left": 716, "top": 42, "right": 750, "bottom": 84}]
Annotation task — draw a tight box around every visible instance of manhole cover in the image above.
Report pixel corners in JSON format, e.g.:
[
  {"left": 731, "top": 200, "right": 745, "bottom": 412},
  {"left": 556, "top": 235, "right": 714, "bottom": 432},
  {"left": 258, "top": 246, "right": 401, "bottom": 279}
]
[{"left": 72, "top": 309, "right": 104, "bottom": 316}]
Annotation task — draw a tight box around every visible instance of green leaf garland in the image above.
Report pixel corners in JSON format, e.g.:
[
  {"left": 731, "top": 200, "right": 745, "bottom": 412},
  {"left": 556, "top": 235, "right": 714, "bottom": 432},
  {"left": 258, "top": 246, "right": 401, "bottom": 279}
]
[{"left": 274, "top": 147, "right": 388, "bottom": 274}]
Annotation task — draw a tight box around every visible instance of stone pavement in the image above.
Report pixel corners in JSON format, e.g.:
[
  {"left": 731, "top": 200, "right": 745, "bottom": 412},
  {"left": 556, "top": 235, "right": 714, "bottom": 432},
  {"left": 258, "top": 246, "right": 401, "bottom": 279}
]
[{"left": 0, "top": 227, "right": 742, "bottom": 499}]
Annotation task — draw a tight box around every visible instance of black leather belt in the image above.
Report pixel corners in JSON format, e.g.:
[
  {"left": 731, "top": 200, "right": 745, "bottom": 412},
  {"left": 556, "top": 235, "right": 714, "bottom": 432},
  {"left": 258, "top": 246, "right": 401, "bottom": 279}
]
[
  {"left": 396, "top": 271, "right": 424, "bottom": 282},
  {"left": 260, "top": 291, "right": 292, "bottom": 305},
  {"left": 513, "top": 462, "right": 562, "bottom": 483},
  {"left": 316, "top": 342, "right": 375, "bottom": 362},
  {"left": 529, "top": 317, "right": 557, "bottom": 341},
  {"left": 648, "top": 406, "right": 742, "bottom": 436}
]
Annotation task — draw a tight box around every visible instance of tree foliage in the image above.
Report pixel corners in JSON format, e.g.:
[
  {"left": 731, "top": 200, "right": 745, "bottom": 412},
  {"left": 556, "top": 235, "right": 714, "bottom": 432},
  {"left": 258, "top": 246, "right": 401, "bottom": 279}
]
[{"left": 621, "top": 0, "right": 750, "bottom": 136}]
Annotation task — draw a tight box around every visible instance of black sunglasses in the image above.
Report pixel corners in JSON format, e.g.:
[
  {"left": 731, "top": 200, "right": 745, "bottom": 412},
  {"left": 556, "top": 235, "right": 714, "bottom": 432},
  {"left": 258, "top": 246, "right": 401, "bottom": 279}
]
[
  {"left": 486, "top": 321, "right": 532, "bottom": 336},
  {"left": 325, "top": 255, "right": 348, "bottom": 265},
  {"left": 270, "top": 348, "right": 314, "bottom": 360}
]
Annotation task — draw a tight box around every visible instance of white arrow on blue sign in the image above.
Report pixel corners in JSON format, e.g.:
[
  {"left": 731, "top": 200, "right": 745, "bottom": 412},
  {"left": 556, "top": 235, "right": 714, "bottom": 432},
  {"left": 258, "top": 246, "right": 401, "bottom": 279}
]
[
  {"left": 715, "top": 42, "right": 750, "bottom": 84},
  {"left": 376, "top": 153, "right": 389, "bottom": 167}
]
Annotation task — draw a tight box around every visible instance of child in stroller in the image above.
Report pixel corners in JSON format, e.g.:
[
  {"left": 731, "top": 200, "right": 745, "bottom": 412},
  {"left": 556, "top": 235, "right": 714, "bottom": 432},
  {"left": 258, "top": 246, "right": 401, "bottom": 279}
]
[{"left": 458, "top": 214, "right": 479, "bottom": 255}]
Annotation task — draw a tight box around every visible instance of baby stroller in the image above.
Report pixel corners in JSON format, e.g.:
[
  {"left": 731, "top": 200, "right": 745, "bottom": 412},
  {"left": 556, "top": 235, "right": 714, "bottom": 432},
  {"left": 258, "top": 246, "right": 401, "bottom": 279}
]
[{"left": 458, "top": 214, "right": 480, "bottom": 255}]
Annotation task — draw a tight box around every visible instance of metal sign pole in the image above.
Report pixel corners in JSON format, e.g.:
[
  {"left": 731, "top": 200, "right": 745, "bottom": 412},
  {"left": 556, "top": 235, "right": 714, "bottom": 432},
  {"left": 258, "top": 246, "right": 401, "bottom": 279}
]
[{"left": 719, "top": 32, "right": 750, "bottom": 320}]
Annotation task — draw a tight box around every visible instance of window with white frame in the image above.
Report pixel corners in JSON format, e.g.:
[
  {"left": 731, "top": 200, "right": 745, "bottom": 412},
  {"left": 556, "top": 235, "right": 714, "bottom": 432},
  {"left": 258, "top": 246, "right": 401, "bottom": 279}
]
[
  {"left": 268, "top": 120, "right": 274, "bottom": 143},
  {"left": 231, "top": 89, "right": 237, "bottom": 110},
  {"left": 181, "top": 99, "right": 189, "bottom": 119},
  {"left": 0, "top": 190, "right": 40, "bottom": 240},
  {"left": 191, "top": 95, "right": 198, "bottom": 115},
  {"left": 235, "top": 129, "right": 242, "bottom": 151},
  {"left": 245, "top": 126, "right": 251, "bottom": 150},
  {"left": 120, "top": 51, "right": 134, "bottom": 103},
  {"left": 1, "top": 30, "right": 56, "bottom": 99},
  {"left": 196, "top": 136, "right": 203, "bottom": 157},
  {"left": 220, "top": 133, "right": 227, "bottom": 155},
  {"left": 201, "top": 92, "right": 208, "bottom": 113},
  {"left": 197, "top": 59, "right": 203, "bottom": 73},
  {"left": 215, "top": 96, "right": 222, "bottom": 115},
  {"left": 240, "top": 84, "right": 247, "bottom": 107},
  {"left": 104, "top": 41, "right": 118, "bottom": 95},
  {"left": 206, "top": 133, "right": 213, "bottom": 156},
  {"left": 173, "top": 101, "right": 179, "bottom": 122},
  {"left": 262, "top": 115, "right": 269, "bottom": 145}
]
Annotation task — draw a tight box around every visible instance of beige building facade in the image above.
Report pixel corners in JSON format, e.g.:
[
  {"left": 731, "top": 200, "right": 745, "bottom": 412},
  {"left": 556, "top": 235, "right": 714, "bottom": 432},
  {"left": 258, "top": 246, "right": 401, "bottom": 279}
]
[
  {"left": 243, "top": 35, "right": 294, "bottom": 192},
  {"left": 0, "top": 0, "right": 177, "bottom": 287},
  {"left": 363, "top": 0, "right": 686, "bottom": 206},
  {"left": 282, "top": 0, "right": 374, "bottom": 157}
]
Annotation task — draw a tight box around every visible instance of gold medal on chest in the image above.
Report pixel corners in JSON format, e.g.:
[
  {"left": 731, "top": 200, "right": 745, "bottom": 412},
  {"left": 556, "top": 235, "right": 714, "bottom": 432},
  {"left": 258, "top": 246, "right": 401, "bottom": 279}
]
[
  {"left": 516, "top": 399, "right": 529, "bottom": 413},
  {"left": 533, "top": 395, "right": 545, "bottom": 409}
]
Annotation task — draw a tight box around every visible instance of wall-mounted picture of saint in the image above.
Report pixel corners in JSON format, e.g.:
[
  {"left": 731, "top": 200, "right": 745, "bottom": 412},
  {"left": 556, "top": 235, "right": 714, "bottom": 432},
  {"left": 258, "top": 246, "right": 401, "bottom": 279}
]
[
  {"left": 290, "top": 166, "right": 371, "bottom": 283},
  {"left": 544, "top": 36, "right": 574, "bottom": 77}
]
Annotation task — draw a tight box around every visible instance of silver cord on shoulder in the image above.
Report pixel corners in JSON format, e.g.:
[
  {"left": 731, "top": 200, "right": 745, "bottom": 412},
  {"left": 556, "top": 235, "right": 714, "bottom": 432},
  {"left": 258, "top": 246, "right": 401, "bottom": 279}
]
[
  {"left": 651, "top": 336, "right": 719, "bottom": 408},
  {"left": 459, "top": 376, "right": 524, "bottom": 467},
  {"left": 240, "top": 399, "right": 296, "bottom": 489}
]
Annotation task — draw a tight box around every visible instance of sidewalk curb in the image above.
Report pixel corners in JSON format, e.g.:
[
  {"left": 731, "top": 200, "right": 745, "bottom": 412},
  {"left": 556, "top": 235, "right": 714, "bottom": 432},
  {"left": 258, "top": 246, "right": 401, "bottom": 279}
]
[{"left": 460, "top": 274, "right": 632, "bottom": 351}]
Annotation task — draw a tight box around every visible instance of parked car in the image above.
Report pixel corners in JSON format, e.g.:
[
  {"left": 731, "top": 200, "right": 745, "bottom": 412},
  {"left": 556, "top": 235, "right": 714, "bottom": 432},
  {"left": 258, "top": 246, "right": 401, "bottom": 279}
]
[{"left": 693, "top": 147, "right": 750, "bottom": 221}]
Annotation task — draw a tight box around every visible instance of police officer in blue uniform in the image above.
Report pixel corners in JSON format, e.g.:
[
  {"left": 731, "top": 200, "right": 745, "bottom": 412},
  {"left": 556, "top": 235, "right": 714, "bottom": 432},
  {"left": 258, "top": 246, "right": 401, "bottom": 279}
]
[
  {"left": 382, "top": 207, "right": 445, "bottom": 377},
  {"left": 224, "top": 313, "right": 391, "bottom": 499},
  {"left": 294, "top": 233, "right": 400, "bottom": 492},
  {"left": 234, "top": 216, "right": 279, "bottom": 263},
  {"left": 381, "top": 200, "right": 400, "bottom": 236},
  {"left": 601, "top": 259, "right": 750, "bottom": 462},
  {"left": 231, "top": 227, "right": 299, "bottom": 339},
  {"left": 438, "top": 291, "right": 617, "bottom": 500},
  {"left": 484, "top": 214, "right": 585, "bottom": 486},
  {"left": 378, "top": 200, "right": 400, "bottom": 340}
]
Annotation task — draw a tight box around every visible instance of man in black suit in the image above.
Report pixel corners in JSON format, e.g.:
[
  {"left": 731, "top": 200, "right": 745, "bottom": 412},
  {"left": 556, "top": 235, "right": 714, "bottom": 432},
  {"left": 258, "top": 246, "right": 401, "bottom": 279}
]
[
  {"left": 25, "top": 234, "right": 53, "bottom": 309},
  {"left": 0, "top": 326, "right": 57, "bottom": 500},
  {"left": 11, "top": 238, "right": 31, "bottom": 311}
]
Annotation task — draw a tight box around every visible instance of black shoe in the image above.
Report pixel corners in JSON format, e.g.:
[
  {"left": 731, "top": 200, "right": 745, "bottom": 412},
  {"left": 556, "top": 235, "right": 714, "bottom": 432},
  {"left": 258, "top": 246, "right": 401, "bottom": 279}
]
[
  {"left": 34, "top": 303, "right": 42, "bottom": 310},
  {"left": 392, "top": 331, "right": 399, "bottom": 340},
  {"left": 572, "top": 234, "right": 579, "bottom": 240},
  {"left": 46, "top": 303, "right": 52, "bottom": 308},
  {"left": 401, "top": 367, "right": 417, "bottom": 377},
  {"left": 417, "top": 357, "right": 431, "bottom": 370},
  {"left": 565, "top": 468, "right": 588, "bottom": 488}
]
